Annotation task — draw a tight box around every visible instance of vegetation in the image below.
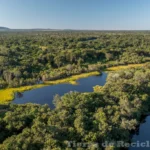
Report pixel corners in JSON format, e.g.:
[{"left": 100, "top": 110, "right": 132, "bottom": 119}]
[
  {"left": 1, "top": 31, "right": 150, "bottom": 88},
  {"left": 1, "top": 31, "right": 150, "bottom": 149},
  {"left": 1, "top": 65, "right": 150, "bottom": 149},
  {"left": 106, "top": 63, "right": 145, "bottom": 71},
  {"left": 0, "top": 71, "right": 100, "bottom": 104}
]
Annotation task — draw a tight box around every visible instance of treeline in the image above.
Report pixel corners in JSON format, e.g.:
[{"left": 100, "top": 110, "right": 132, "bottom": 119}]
[
  {"left": 1, "top": 31, "right": 150, "bottom": 88},
  {"left": 1, "top": 64, "right": 150, "bottom": 149}
]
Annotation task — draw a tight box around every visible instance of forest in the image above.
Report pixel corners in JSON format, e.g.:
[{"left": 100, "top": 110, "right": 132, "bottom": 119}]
[
  {"left": 0, "top": 31, "right": 150, "bottom": 88},
  {"left": 1, "top": 64, "right": 150, "bottom": 149},
  {"left": 1, "top": 31, "right": 150, "bottom": 149}
]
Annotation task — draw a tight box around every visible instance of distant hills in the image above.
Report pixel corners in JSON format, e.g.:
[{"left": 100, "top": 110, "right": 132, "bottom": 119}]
[
  {"left": 0, "top": 27, "right": 101, "bottom": 32},
  {"left": 0, "top": 26, "right": 150, "bottom": 32},
  {"left": 0, "top": 27, "right": 10, "bottom": 30},
  {"left": 0, "top": 27, "right": 63, "bottom": 31},
  {"left": 0, "top": 27, "right": 81, "bottom": 32}
]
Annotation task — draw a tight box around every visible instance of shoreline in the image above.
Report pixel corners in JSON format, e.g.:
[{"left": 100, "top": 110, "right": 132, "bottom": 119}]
[
  {"left": 0, "top": 71, "right": 100, "bottom": 104},
  {"left": 0, "top": 62, "right": 147, "bottom": 104}
]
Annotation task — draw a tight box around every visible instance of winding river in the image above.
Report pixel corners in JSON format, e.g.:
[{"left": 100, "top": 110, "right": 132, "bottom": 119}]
[{"left": 12, "top": 71, "right": 150, "bottom": 149}]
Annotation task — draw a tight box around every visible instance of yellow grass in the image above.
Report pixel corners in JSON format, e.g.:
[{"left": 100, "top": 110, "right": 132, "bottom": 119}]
[
  {"left": 0, "top": 71, "right": 100, "bottom": 104},
  {"left": 45, "top": 71, "right": 100, "bottom": 85},
  {"left": 39, "top": 46, "right": 48, "bottom": 51},
  {"left": 106, "top": 63, "right": 145, "bottom": 71}
]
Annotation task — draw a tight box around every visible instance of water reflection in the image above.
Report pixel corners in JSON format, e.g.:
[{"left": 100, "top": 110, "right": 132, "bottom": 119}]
[
  {"left": 129, "top": 116, "right": 150, "bottom": 150},
  {"left": 13, "top": 72, "right": 107, "bottom": 109},
  {"left": 16, "top": 92, "right": 23, "bottom": 98}
]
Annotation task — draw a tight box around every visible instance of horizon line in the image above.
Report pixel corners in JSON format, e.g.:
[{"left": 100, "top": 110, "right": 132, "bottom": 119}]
[{"left": 1, "top": 27, "right": 150, "bottom": 31}]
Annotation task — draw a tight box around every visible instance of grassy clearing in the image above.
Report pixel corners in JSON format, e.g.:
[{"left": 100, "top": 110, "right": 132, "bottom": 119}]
[
  {"left": 106, "top": 63, "right": 145, "bottom": 71},
  {"left": 0, "top": 71, "right": 100, "bottom": 104}
]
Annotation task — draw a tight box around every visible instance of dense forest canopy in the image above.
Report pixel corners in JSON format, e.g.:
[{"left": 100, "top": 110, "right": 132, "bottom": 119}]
[
  {"left": 1, "top": 31, "right": 150, "bottom": 149},
  {"left": 0, "top": 31, "right": 150, "bottom": 88},
  {"left": 1, "top": 65, "right": 150, "bottom": 149}
]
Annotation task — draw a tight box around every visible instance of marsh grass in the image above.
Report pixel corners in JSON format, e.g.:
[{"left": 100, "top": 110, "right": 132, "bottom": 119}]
[
  {"left": 0, "top": 71, "right": 100, "bottom": 104},
  {"left": 0, "top": 63, "right": 147, "bottom": 104},
  {"left": 106, "top": 63, "right": 145, "bottom": 71}
]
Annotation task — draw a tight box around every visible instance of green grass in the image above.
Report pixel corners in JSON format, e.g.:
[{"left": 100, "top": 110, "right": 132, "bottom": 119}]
[{"left": 0, "top": 71, "right": 100, "bottom": 104}]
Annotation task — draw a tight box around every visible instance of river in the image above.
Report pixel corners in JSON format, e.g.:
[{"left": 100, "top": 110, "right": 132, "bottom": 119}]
[
  {"left": 12, "top": 72, "right": 150, "bottom": 149},
  {"left": 129, "top": 116, "right": 150, "bottom": 150},
  {"left": 13, "top": 72, "right": 107, "bottom": 108}
]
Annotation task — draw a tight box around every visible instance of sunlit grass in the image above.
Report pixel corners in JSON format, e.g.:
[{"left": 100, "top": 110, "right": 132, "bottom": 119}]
[
  {"left": 0, "top": 71, "right": 100, "bottom": 104},
  {"left": 45, "top": 71, "right": 100, "bottom": 85},
  {"left": 0, "top": 63, "right": 147, "bottom": 104},
  {"left": 106, "top": 63, "right": 145, "bottom": 71},
  {"left": 39, "top": 46, "right": 48, "bottom": 51}
]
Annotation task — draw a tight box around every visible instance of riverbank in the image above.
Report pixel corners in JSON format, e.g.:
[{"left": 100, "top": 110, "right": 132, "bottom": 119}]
[
  {"left": 0, "top": 71, "right": 100, "bottom": 104},
  {"left": 0, "top": 63, "right": 148, "bottom": 104}
]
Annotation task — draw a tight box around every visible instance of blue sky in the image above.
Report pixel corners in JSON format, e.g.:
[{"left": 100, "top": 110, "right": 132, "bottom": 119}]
[{"left": 0, "top": 0, "right": 150, "bottom": 30}]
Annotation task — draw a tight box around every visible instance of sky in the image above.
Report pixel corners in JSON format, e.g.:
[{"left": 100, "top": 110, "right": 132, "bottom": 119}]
[{"left": 0, "top": 0, "right": 150, "bottom": 30}]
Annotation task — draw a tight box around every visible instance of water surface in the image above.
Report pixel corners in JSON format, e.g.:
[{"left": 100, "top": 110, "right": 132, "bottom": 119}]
[
  {"left": 12, "top": 72, "right": 150, "bottom": 149},
  {"left": 129, "top": 116, "right": 150, "bottom": 150},
  {"left": 13, "top": 72, "right": 107, "bottom": 108}
]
